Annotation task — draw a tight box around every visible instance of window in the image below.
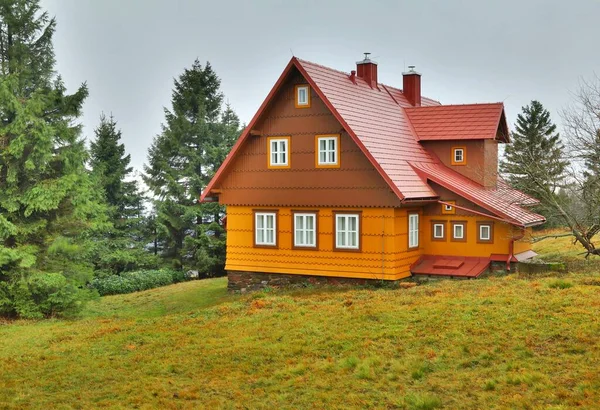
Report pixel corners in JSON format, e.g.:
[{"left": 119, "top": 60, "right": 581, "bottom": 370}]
[
  {"left": 315, "top": 134, "right": 340, "bottom": 168},
  {"left": 452, "top": 147, "right": 467, "bottom": 166},
  {"left": 477, "top": 222, "right": 494, "bottom": 244},
  {"left": 441, "top": 201, "right": 456, "bottom": 215},
  {"left": 334, "top": 213, "right": 360, "bottom": 250},
  {"left": 451, "top": 221, "right": 467, "bottom": 242},
  {"left": 408, "top": 213, "right": 419, "bottom": 249},
  {"left": 431, "top": 221, "right": 446, "bottom": 241},
  {"left": 295, "top": 84, "right": 311, "bottom": 108},
  {"left": 293, "top": 212, "right": 317, "bottom": 248},
  {"left": 267, "top": 136, "right": 290, "bottom": 168},
  {"left": 254, "top": 211, "right": 277, "bottom": 247}
]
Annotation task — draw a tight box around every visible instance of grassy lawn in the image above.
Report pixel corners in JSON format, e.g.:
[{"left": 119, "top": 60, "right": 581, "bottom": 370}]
[{"left": 1, "top": 234, "right": 600, "bottom": 409}]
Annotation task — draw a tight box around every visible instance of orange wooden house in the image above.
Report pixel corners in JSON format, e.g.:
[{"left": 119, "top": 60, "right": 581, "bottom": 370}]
[{"left": 201, "top": 55, "right": 545, "bottom": 289}]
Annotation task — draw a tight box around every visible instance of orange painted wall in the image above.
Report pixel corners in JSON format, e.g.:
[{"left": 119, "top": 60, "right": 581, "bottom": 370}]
[
  {"left": 514, "top": 227, "right": 534, "bottom": 254},
  {"left": 225, "top": 206, "right": 417, "bottom": 280}
]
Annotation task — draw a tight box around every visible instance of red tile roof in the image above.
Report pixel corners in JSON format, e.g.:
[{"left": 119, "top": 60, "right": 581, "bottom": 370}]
[
  {"left": 405, "top": 103, "right": 510, "bottom": 142},
  {"left": 409, "top": 161, "right": 545, "bottom": 227},
  {"left": 201, "top": 57, "right": 543, "bottom": 227}
]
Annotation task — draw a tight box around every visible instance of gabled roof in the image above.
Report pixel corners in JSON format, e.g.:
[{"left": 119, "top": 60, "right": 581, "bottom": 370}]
[
  {"left": 405, "top": 103, "right": 510, "bottom": 142},
  {"left": 409, "top": 161, "right": 545, "bottom": 227},
  {"left": 201, "top": 56, "right": 542, "bottom": 228}
]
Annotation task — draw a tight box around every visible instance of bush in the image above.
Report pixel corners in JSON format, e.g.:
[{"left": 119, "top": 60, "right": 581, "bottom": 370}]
[{"left": 90, "top": 269, "right": 189, "bottom": 296}]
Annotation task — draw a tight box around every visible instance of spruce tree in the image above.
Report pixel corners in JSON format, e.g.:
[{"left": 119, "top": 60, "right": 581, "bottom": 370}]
[
  {"left": 0, "top": 0, "right": 104, "bottom": 318},
  {"left": 144, "top": 60, "right": 241, "bottom": 273},
  {"left": 89, "top": 114, "right": 152, "bottom": 274},
  {"left": 501, "top": 100, "right": 568, "bottom": 196}
]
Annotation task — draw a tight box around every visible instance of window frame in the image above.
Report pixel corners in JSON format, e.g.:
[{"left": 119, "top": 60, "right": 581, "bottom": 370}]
[
  {"left": 441, "top": 200, "right": 456, "bottom": 215},
  {"left": 408, "top": 212, "right": 420, "bottom": 249},
  {"left": 292, "top": 211, "right": 319, "bottom": 250},
  {"left": 450, "top": 221, "right": 467, "bottom": 242},
  {"left": 294, "top": 84, "right": 311, "bottom": 109},
  {"left": 253, "top": 210, "right": 278, "bottom": 248},
  {"left": 431, "top": 220, "right": 447, "bottom": 242},
  {"left": 315, "top": 134, "right": 341, "bottom": 168},
  {"left": 477, "top": 221, "right": 494, "bottom": 244},
  {"left": 267, "top": 136, "right": 291, "bottom": 169},
  {"left": 333, "top": 211, "right": 361, "bottom": 252},
  {"left": 451, "top": 147, "right": 467, "bottom": 166}
]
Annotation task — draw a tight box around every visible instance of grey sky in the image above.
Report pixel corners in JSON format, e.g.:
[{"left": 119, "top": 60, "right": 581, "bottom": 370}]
[{"left": 41, "top": 0, "right": 600, "bottom": 173}]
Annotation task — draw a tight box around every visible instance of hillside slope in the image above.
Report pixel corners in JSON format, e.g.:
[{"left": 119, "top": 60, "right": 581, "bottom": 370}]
[{"left": 2, "top": 270, "right": 600, "bottom": 409}]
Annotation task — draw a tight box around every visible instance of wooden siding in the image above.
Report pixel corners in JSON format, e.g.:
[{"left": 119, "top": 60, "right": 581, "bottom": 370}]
[
  {"left": 216, "top": 69, "right": 402, "bottom": 208},
  {"left": 225, "top": 206, "right": 416, "bottom": 280},
  {"left": 421, "top": 140, "right": 499, "bottom": 188}
]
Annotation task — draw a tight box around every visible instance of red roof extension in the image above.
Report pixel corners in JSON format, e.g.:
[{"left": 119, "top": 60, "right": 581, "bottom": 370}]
[
  {"left": 201, "top": 57, "right": 545, "bottom": 227},
  {"left": 405, "top": 103, "right": 510, "bottom": 142}
]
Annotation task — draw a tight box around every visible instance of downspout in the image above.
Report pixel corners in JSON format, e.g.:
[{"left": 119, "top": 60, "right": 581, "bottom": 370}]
[{"left": 507, "top": 228, "right": 525, "bottom": 271}]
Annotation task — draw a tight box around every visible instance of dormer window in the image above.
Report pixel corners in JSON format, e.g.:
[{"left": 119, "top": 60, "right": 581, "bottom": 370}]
[
  {"left": 267, "top": 136, "right": 291, "bottom": 168},
  {"left": 452, "top": 147, "right": 466, "bottom": 165},
  {"left": 295, "top": 84, "right": 311, "bottom": 108}
]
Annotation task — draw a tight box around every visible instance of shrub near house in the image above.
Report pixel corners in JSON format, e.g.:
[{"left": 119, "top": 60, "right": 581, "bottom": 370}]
[{"left": 201, "top": 56, "right": 545, "bottom": 288}]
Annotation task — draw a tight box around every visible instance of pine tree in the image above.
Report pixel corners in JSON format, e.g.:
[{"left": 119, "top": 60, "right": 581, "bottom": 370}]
[
  {"left": 0, "top": 0, "right": 105, "bottom": 318},
  {"left": 144, "top": 60, "right": 241, "bottom": 273},
  {"left": 501, "top": 100, "right": 568, "bottom": 196},
  {"left": 89, "top": 114, "right": 153, "bottom": 274}
]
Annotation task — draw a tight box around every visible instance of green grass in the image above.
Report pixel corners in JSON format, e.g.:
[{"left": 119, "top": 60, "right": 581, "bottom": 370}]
[{"left": 2, "top": 269, "right": 600, "bottom": 409}]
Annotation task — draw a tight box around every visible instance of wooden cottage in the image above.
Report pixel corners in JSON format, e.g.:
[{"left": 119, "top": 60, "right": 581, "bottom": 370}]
[{"left": 200, "top": 56, "right": 545, "bottom": 289}]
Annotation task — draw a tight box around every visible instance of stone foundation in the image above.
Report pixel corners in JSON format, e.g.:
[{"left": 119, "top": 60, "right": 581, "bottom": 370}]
[
  {"left": 489, "top": 261, "right": 520, "bottom": 274},
  {"left": 227, "top": 271, "right": 390, "bottom": 292}
]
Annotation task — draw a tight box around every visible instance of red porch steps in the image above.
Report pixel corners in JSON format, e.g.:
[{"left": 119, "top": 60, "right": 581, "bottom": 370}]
[{"left": 411, "top": 255, "right": 491, "bottom": 279}]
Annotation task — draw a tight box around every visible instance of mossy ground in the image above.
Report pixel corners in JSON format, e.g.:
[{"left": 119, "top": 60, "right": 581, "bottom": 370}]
[{"left": 1, "top": 232, "right": 599, "bottom": 409}]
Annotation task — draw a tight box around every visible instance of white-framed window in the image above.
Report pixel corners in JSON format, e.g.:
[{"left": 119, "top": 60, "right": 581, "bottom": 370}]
[
  {"left": 453, "top": 223, "right": 464, "bottom": 240},
  {"left": 317, "top": 136, "right": 339, "bottom": 166},
  {"left": 295, "top": 85, "right": 310, "bottom": 107},
  {"left": 255, "top": 212, "right": 276, "bottom": 246},
  {"left": 269, "top": 138, "right": 289, "bottom": 167},
  {"left": 453, "top": 148, "right": 465, "bottom": 163},
  {"left": 444, "top": 204, "right": 453, "bottom": 212},
  {"left": 335, "top": 213, "right": 359, "bottom": 250},
  {"left": 294, "top": 213, "right": 316, "bottom": 248},
  {"left": 433, "top": 223, "right": 444, "bottom": 239},
  {"left": 408, "top": 213, "right": 419, "bottom": 248},
  {"left": 479, "top": 224, "right": 491, "bottom": 241}
]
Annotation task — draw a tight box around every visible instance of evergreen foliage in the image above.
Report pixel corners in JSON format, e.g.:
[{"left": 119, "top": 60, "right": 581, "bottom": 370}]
[
  {"left": 500, "top": 100, "right": 568, "bottom": 226},
  {"left": 0, "top": 0, "right": 104, "bottom": 318},
  {"left": 143, "top": 60, "right": 241, "bottom": 274},
  {"left": 89, "top": 114, "right": 156, "bottom": 275}
]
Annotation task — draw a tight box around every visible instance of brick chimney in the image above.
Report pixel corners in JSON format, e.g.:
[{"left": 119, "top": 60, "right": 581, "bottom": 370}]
[
  {"left": 356, "top": 53, "right": 378, "bottom": 88},
  {"left": 403, "top": 66, "right": 421, "bottom": 106}
]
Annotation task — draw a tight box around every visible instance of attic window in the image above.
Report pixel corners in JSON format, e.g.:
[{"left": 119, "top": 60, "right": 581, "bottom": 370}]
[
  {"left": 452, "top": 147, "right": 466, "bottom": 166},
  {"left": 267, "top": 136, "right": 291, "bottom": 168},
  {"left": 441, "top": 201, "right": 456, "bottom": 215},
  {"left": 295, "top": 85, "right": 311, "bottom": 108},
  {"left": 316, "top": 134, "right": 340, "bottom": 168}
]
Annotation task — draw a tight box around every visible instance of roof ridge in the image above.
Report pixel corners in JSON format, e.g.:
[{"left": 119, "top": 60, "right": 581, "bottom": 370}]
[{"left": 405, "top": 102, "right": 504, "bottom": 110}]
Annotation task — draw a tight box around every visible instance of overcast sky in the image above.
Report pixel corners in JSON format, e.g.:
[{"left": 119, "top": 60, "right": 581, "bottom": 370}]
[{"left": 41, "top": 0, "right": 600, "bottom": 173}]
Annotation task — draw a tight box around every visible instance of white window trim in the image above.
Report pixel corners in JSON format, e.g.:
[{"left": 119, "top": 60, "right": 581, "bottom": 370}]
[
  {"left": 453, "top": 223, "right": 464, "bottom": 239},
  {"left": 255, "top": 212, "right": 276, "bottom": 246},
  {"left": 317, "top": 136, "right": 339, "bottom": 166},
  {"left": 297, "top": 85, "right": 309, "bottom": 106},
  {"left": 294, "top": 213, "right": 317, "bottom": 248},
  {"left": 454, "top": 148, "right": 464, "bottom": 163},
  {"left": 335, "top": 214, "right": 360, "bottom": 250},
  {"left": 433, "top": 223, "right": 444, "bottom": 239},
  {"left": 269, "top": 138, "right": 289, "bottom": 167},
  {"left": 408, "top": 213, "right": 419, "bottom": 248},
  {"left": 479, "top": 224, "right": 491, "bottom": 241},
  {"left": 444, "top": 204, "right": 454, "bottom": 211}
]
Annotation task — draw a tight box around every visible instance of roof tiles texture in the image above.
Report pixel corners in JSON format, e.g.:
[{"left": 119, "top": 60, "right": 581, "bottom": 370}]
[{"left": 405, "top": 103, "right": 505, "bottom": 141}]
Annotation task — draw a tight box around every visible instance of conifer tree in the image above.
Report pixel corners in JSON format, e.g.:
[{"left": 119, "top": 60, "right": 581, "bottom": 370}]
[
  {"left": 0, "top": 0, "right": 104, "bottom": 318},
  {"left": 501, "top": 100, "right": 568, "bottom": 196},
  {"left": 89, "top": 114, "right": 152, "bottom": 274},
  {"left": 144, "top": 60, "right": 241, "bottom": 273}
]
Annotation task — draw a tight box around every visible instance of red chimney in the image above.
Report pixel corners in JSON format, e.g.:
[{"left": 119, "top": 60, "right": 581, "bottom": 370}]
[
  {"left": 356, "top": 53, "right": 378, "bottom": 88},
  {"left": 403, "top": 66, "right": 421, "bottom": 106}
]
